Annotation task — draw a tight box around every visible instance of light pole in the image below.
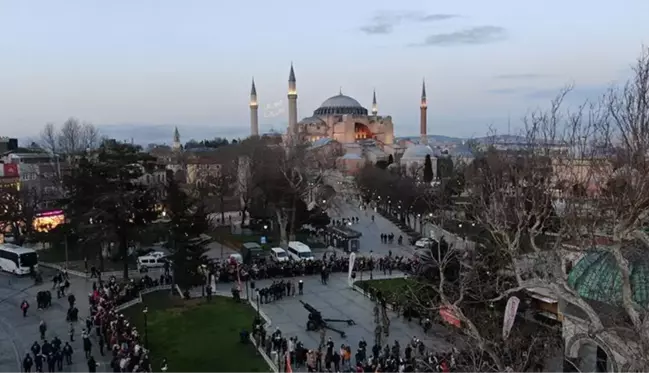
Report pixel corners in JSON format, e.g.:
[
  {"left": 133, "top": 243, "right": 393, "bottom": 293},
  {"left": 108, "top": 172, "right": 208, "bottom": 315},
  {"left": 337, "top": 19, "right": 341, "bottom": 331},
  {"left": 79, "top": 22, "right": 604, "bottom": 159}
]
[{"left": 143, "top": 307, "right": 149, "bottom": 349}]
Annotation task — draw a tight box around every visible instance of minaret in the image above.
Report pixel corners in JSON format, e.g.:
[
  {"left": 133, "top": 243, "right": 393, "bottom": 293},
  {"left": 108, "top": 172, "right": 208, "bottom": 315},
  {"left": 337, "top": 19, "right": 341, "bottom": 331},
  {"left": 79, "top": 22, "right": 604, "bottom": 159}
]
[
  {"left": 249, "top": 78, "right": 259, "bottom": 136},
  {"left": 371, "top": 89, "right": 378, "bottom": 116},
  {"left": 420, "top": 79, "right": 428, "bottom": 145},
  {"left": 288, "top": 63, "right": 298, "bottom": 137},
  {"left": 172, "top": 126, "right": 181, "bottom": 151}
]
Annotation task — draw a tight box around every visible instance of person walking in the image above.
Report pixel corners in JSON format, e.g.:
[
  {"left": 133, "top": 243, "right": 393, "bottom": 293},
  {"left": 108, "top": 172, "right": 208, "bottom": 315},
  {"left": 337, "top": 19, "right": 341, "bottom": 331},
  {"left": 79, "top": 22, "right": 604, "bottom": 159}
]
[{"left": 21, "top": 300, "right": 29, "bottom": 317}]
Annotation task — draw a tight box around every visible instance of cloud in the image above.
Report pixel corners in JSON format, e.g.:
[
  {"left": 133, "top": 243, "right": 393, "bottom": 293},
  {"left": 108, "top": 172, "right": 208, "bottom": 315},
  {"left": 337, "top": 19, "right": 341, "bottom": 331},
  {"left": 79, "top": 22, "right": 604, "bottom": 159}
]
[
  {"left": 486, "top": 87, "right": 532, "bottom": 95},
  {"left": 360, "top": 11, "right": 458, "bottom": 35},
  {"left": 414, "top": 26, "right": 506, "bottom": 47},
  {"left": 494, "top": 73, "right": 552, "bottom": 80}
]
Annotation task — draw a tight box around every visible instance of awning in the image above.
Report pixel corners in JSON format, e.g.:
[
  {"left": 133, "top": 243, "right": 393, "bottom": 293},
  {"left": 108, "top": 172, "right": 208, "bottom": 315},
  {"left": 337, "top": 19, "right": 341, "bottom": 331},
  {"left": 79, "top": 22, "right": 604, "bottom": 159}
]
[{"left": 526, "top": 287, "right": 558, "bottom": 304}]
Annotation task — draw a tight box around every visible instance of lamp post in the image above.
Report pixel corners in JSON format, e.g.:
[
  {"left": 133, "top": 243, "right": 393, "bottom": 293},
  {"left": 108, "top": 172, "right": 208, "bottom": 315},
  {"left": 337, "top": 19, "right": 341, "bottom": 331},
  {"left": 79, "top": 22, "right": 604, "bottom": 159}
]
[{"left": 143, "top": 307, "right": 149, "bottom": 349}]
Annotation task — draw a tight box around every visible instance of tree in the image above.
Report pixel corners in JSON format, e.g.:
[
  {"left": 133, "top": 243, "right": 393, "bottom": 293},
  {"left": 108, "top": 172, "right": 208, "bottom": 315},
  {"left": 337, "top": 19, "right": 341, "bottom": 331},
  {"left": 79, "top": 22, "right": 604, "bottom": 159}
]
[
  {"left": 436, "top": 156, "right": 454, "bottom": 179},
  {"left": 423, "top": 154, "right": 434, "bottom": 183},
  {"left": 62, "top": 140, "right": 158, "bottom": 278},
  {"left": 40, "top": 118, "right": 100, "bottom": 156},
  {"left": 457, "top": 48, "right": 649, "bottom": 371},
  {"left": 164, "top": 177, "right": 209, "bottom": 289},
  {"left": 0, "top": 186, "right": 42, "bottom": 244}
]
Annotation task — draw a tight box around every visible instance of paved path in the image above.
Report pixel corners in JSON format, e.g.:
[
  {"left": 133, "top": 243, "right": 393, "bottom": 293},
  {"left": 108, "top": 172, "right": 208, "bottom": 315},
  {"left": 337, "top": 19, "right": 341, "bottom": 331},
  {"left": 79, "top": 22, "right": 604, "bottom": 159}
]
[
  {"left": 203, "top": 272, "right": 456, "bottom": 355},
  {"left": 325, "top": 196, "right": 415, "bottom": 258},
  {"left": 0, "top": 269, "right": 109, "bottom": 372}
]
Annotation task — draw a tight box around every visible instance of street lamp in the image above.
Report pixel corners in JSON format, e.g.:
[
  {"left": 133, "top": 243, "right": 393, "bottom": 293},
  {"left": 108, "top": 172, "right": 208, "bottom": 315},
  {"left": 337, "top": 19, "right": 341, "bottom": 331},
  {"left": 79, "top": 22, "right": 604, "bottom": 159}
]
[{"left": 143, "top": 307, "right": 149, "bottom": 349}]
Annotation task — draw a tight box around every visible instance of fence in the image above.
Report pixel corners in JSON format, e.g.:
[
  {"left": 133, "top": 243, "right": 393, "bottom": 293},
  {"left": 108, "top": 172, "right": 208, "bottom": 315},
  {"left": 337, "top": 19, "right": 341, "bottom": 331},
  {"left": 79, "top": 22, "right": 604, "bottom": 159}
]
[{"left": 117, "top": 285, "right": 277, "bottom": 372}]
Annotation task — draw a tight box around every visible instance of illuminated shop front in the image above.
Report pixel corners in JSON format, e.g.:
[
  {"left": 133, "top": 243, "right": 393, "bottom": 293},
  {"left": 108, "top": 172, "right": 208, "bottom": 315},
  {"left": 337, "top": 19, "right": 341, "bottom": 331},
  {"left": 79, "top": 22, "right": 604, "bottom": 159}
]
[{"left": 33, "top": 210, "right": 65, "bottom": 232}]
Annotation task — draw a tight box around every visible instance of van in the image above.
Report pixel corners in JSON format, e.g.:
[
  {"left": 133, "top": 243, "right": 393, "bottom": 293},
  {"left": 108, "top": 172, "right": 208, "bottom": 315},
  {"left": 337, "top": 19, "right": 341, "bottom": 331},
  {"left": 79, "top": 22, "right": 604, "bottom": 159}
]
[
  {"left": 269, "top": 247, "right": 289, "bottom": 262},
  {"left": 137, "top": 254, "right": 168, "bottom": 272},
  {"left": 287, "top": 241, "right": 314, "bottom": 261},
  {"left": 241, "top": 242, "right": 263, "bottom": 264}
]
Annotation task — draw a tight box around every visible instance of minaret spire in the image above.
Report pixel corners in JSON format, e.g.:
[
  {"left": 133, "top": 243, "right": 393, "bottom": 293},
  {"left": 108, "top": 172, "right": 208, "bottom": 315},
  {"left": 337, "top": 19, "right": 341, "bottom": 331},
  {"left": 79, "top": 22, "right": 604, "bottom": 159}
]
[
  {"left": 172, "top": 126, "right": 181, "bottom": 151},
  {"left": 420, "top": 79, "right": 428, "bottom": 145},
  {"left": 249, "top": 78, "right": 259, "bottom": 137},
  {"left": 287, "top": 63, "right": 298, "bottom": 139},
  {"left": 371, "top": 89, "right": 378, "bottom": 116}
]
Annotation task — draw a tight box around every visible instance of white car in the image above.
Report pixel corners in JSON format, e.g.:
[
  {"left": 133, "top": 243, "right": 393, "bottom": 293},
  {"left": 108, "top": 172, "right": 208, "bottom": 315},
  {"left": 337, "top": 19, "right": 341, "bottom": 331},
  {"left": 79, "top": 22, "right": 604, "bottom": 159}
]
[
  {"left": 415, "top": 237, "right": 434, "bottom": 248},
  {"left": 270, "top": 247, "right": 289, "bottom": 262}
]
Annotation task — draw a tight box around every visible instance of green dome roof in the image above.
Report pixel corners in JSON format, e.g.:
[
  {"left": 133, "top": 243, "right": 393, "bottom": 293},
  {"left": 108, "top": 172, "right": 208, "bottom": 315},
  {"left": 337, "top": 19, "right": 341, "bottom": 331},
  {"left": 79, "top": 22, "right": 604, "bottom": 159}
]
[{"left": 568, "top": 250, "right": 649, "bottom": 306}]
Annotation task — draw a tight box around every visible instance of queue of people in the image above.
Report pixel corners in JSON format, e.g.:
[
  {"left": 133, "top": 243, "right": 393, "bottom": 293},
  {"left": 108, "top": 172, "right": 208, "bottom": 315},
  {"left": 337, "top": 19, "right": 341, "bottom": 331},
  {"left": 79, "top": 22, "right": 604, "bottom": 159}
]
[{"left": 205, "top": 253, "right": 417, "bottom": 284}]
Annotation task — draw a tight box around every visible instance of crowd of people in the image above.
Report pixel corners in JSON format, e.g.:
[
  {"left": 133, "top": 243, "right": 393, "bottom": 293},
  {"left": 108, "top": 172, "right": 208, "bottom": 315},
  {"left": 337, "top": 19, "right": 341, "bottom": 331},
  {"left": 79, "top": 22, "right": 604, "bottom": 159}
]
[
  {"left": 20, "top": 270, "right": 172, "bottom": 373},
  {"left": 251, "top": 319, "right": 466, "bottom": 373},
  {"left": 206, "top": 252, "right": 417, "bottom": 284}
]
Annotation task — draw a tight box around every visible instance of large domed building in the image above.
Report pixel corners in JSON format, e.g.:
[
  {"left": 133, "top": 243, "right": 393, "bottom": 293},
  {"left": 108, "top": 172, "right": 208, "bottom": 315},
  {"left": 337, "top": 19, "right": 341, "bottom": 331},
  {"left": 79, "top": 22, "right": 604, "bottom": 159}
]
[
  {"left": 248, "top": 64, "right": 433, "bottom": 172},
  {"left": 296, "top": 91, "right": 394, "bottom": 145}
]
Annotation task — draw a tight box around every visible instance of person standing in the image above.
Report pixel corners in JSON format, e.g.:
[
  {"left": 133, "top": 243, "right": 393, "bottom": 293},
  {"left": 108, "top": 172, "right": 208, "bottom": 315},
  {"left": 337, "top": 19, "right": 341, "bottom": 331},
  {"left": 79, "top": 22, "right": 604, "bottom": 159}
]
[
  {"left": 87, "top": 356, "right": 98, "bottom": 373},
  {"left": 46, "top": 353, "right": 55, "bottom": 373},
  {"left": 62, "top": 342, "right": 73, "bottom": 365},
  {"left": 22, "top": 353, "right": 33, "bottom": 372},
  {"left": 38, "top": 321, "right": 47, "bottom": 340},
  {"left": 82, "top": 333, "right": 92, "bottom": 358}
]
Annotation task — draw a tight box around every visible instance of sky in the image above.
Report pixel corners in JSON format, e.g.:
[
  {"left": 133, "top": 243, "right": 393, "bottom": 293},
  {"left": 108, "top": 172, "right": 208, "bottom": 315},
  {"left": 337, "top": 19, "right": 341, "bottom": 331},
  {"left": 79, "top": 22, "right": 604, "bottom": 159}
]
[{"left": 1, "top": 0, "right": 648, "bottom": 144}]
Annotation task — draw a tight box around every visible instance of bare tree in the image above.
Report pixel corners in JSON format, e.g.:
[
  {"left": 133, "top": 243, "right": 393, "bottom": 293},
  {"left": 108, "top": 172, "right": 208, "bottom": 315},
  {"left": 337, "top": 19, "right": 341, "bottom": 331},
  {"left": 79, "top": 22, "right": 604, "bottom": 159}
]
[
  {"left": 461, "top": 48, "right": 649, "bottom": 371},
  {"left": 39, "top": 118, "right": 100, "bottom": 157}
]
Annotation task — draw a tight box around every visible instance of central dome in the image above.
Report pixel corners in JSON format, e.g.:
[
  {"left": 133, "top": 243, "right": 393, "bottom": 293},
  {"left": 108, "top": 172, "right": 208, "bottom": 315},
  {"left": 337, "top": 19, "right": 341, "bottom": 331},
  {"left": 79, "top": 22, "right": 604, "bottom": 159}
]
[{"left": 314, "top": 94, "right": 368, "bottom": 116}]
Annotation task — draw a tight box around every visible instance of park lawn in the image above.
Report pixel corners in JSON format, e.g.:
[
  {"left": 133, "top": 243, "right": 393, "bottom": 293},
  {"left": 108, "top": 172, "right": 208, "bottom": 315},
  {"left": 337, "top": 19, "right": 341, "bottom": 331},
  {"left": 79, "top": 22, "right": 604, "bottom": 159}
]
[
  {"left": 356, "top": 277, "right": 434, "bottom": 304},
  {"left": 122, "top": 292, "right": 269, "bottom": 372}
]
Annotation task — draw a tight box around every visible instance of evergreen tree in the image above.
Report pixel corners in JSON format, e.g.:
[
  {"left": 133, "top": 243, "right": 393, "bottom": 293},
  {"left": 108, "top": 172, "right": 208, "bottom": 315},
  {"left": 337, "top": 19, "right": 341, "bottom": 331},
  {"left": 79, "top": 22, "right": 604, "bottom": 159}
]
[
  {"left": 423, "top": 154, "right": 434, "bottom": 183},
  {"left": 164, "top": 177, "right": 209, "bottom": 289},
  {"left": 62, "top": 141, "right": 158, "bottom": 278}
]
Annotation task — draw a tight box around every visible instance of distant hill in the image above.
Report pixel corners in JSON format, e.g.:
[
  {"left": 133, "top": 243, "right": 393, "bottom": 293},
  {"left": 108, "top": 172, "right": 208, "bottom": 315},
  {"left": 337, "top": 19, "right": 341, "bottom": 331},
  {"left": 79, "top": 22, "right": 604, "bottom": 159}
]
[
  {"left": 397, "top": 134, "right": 527, "bottom": 144},
  {"left": 97, "top": 124, "right": 247, "bottom": 146}
]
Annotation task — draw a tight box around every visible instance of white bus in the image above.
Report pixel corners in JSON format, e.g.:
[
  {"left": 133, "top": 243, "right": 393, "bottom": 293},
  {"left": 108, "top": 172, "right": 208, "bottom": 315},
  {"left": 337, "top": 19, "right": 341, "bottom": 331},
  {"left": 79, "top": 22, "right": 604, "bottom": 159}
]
[
  {"left": 287, "top": 241, "right": 315, "bottom": 261},
  {"left": 0, "top": 244, "right": 39, "bottom": 275}
]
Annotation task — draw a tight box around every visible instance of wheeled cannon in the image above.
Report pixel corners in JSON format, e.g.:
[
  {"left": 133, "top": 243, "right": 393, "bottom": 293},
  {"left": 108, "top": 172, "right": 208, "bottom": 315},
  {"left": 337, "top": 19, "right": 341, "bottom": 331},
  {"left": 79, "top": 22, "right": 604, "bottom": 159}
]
[{"left": 300, "top": 300, "right": 355, "bottom": 338}]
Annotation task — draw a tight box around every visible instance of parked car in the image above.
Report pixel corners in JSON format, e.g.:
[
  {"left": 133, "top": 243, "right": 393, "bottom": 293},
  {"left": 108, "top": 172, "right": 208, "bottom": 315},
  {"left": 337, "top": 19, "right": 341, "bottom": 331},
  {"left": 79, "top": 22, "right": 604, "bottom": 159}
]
[
  {"left": 269, "top": 247, "right": 289, "bottom": 262},
  {"left": 415, "top": 237, "right": 434, "bottom": 248}
]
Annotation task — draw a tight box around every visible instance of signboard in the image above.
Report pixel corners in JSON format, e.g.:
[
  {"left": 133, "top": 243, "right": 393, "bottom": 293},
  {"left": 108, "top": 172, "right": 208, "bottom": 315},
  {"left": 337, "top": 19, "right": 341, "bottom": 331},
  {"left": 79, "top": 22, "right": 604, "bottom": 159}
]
[
  {"left": 260, "top": 236, "right": 267, "bottom": 244},
  {"left": 502, "top": 296, "right": 520, "bottom": 339},
  {"left": 0, "top": 163, "right": 18, "bottom": 178},
  {"left": 33, "top": 210, "right": 65, "bottom": 232},
  {"left": 439, "top": 306, "right": 461, "bottom": 328}
]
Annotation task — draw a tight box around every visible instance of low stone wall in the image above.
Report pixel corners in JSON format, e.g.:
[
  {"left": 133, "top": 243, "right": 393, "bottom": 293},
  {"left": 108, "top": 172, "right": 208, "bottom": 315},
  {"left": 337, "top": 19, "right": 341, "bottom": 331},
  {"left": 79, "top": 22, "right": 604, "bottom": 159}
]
[{"left": 39, "top": 261, "right": 144, "bottom": 279}]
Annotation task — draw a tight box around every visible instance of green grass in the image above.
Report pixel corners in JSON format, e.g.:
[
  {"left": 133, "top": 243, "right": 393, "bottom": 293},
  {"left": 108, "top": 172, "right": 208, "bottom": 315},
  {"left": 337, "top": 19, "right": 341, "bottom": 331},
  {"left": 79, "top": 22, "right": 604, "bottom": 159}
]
[
  {"left": 122, "top": 292, "right": 269, "bottom": 372},
  {"left": 356, "top": 277, "right": 435, "bottom": 305}
]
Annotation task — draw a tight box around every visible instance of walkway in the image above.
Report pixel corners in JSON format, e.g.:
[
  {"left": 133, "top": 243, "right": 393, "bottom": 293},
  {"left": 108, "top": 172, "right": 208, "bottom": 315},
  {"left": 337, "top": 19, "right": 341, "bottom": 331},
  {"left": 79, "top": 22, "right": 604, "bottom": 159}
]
[
  {"left": 0, "top": 269, "right": 109, "bottom": 372},
  {"left": 326, "top": 196, "right": 415, "bottom": 258},
  {"left": 201, "top": 272, "right": 456, "bottom": 356}
]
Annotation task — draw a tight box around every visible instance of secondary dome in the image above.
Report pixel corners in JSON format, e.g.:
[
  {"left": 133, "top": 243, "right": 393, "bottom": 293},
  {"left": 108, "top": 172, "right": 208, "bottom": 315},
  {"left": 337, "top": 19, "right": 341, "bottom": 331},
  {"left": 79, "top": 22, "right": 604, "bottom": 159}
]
[
  {"left": 568, "top": 249, "right": 649, "bottom": 306},
  {"left": 314, "top": 94, "right": 368, "bottom": 116},
  {"left": 401, "top": 144, "right": 435, "bottom": 161}
]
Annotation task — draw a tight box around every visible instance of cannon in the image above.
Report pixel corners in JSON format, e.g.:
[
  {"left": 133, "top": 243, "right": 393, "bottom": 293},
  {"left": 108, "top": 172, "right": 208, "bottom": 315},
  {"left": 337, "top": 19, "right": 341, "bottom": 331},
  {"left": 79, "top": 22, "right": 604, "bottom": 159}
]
[{"left": 300, "top": 300, "right": 355, "bottom": 338}]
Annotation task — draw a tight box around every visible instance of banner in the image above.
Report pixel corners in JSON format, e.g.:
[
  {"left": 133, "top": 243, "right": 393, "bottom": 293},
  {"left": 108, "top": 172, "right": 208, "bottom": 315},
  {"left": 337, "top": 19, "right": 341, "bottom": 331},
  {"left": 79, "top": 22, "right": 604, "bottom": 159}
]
[
  {"left": 502, "top": 296, "right": 520, "bottom": 339},
  {"left": 347, "top": 252, "right": 356, "bottom": 287},
  {"left": 0, "top": 163, "right": 18, "bottom": 178},
  {"left": 285, "top": 351, "right": 292, "bottom": 373}
]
